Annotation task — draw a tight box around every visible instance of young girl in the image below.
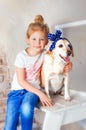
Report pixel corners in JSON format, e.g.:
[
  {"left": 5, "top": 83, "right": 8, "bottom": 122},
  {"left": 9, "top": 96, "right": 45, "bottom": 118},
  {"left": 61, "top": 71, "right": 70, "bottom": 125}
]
[{"left": 4, "top": 15, "right": 72, "bottom": 130}]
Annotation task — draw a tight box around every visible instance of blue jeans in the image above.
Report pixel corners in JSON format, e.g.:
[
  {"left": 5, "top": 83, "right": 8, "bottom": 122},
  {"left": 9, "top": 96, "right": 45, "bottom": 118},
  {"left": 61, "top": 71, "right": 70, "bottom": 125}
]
[{"left": 4, "top": 89, "right": 39, "bottom": 130}]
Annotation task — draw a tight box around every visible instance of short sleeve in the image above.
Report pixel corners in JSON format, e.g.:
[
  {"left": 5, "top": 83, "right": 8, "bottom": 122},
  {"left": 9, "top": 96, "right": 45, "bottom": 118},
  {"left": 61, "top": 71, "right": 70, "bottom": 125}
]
[{"left": 14, "top": 52, "right": 25, "bottom": 68}]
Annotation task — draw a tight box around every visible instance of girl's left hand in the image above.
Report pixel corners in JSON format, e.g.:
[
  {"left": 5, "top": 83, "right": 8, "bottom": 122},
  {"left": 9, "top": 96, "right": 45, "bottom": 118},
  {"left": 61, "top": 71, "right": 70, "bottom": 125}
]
[{"left": 64, "top": 62, "right": 73, "bottom": 73}]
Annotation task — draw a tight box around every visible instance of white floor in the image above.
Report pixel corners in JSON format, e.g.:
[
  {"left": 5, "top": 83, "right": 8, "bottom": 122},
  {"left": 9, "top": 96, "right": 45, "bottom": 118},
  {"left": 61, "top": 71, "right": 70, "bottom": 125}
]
[{"left": 62, "top": 122, "right": 83, "bottom": 130}]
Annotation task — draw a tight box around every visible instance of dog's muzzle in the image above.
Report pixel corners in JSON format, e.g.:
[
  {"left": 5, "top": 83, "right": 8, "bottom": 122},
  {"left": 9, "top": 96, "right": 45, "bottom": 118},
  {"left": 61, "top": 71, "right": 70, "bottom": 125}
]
[
  {"left": 67, "top": 50, "right": 71, "bottom": 57},
  {"left": 60, "top": 54, "right": 70, "bottom": 62}
]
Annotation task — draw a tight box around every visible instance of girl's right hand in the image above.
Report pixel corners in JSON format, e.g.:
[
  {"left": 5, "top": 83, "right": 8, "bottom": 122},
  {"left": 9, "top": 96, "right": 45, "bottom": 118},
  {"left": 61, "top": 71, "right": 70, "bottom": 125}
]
[{"left": 38, "top": 91, "right": 53, "bottom": 107}]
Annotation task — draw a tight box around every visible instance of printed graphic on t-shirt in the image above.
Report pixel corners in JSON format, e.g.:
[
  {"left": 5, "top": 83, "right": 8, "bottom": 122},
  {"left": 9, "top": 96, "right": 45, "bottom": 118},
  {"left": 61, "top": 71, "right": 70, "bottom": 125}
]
[{"left": 25, "top": 61, "right": 42, "bottom": 81}]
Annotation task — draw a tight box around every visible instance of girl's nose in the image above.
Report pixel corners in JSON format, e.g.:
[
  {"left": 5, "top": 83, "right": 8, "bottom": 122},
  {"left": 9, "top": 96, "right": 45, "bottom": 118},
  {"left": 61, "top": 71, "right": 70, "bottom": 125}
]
[{"left": 37, "top": 40, "right": 41, "bottom": 44}]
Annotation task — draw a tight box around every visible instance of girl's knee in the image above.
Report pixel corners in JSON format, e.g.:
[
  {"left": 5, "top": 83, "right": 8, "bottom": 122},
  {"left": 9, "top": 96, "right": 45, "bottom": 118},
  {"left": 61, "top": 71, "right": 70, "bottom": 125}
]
[{"left": 20, "top": 102, "right": 34, "bottom": 117}]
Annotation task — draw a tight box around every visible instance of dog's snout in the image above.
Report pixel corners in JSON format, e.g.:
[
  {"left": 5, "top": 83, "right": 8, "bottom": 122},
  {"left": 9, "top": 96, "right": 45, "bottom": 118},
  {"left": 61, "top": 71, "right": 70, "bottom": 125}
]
[{"left": 67, "top": 50, "right": 71, "bottom": 56}]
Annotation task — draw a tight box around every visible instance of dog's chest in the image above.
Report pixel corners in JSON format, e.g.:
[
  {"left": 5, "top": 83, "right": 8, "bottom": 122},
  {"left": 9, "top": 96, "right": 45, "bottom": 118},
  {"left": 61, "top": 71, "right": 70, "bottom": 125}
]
[
  {"left": 47, "top": 60, "right": 65, "bottom": 74},
  {"left": 43, "top": 54, "right": 66, "bottom": 92},
  {"left": 47, "top": 61, "right": 66, "bottom": 92},
  {"left": 48, "top": 72, "right": 65, "bottom": 92}
]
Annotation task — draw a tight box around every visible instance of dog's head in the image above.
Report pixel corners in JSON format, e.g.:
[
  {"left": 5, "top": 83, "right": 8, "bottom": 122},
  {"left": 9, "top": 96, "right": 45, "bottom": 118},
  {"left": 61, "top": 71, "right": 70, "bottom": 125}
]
[
  {"left": 48, "top": 30, "right": 74, "bottom": 63},
  {"left": 53, "top": 38, "right": 74, "bottom": 63}
]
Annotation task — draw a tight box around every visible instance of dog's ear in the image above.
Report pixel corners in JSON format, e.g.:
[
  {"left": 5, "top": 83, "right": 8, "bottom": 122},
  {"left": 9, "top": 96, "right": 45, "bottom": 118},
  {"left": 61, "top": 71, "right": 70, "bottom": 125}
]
[
  {"left": 72, "top": 48, "right": 74, "bottom": 57},
  {"left": 68, "top": 42, "right": 74, "bottom": 57}
]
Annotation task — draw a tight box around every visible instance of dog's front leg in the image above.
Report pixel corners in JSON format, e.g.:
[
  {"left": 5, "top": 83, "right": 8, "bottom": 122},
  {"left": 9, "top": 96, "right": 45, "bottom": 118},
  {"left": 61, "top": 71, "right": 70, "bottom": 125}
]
[
  {"left": 44, "top": 78, "right": 51, "bottom": 98},
  {"left": 64, "top": 73, "right": 71, "bottom": 101}
]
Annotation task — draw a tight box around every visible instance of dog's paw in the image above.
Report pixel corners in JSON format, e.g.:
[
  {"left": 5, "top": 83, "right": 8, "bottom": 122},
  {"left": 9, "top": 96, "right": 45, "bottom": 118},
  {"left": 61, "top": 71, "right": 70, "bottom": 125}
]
[{"left": 64, "top": 95, "right": 71, "bottom": 101}]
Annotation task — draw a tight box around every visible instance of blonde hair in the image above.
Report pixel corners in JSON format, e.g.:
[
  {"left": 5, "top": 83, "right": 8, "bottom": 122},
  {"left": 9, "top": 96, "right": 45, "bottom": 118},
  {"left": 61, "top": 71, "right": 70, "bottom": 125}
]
[{"left": 26, "top": 15, "right": 49, "bottom": 38}]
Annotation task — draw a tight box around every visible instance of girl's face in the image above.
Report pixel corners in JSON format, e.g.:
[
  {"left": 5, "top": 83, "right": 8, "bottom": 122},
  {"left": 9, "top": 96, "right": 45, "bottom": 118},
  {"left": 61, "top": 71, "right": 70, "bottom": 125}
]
[{"left": 27, "top": 31, "right": 48, "bottom": 55}]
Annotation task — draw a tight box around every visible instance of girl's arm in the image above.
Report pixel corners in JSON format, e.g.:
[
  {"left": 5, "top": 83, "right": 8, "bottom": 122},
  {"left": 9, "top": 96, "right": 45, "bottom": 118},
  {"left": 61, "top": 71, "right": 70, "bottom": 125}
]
[{"left": 16, "top": 67, "right": 53, "bottom": 107}]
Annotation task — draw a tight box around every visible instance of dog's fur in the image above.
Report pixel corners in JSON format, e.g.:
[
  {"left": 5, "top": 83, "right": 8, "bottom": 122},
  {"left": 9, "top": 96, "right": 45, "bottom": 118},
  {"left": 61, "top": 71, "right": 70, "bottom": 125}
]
[{"left": 41, "top": 38, "right": 74, "bottom": 101}]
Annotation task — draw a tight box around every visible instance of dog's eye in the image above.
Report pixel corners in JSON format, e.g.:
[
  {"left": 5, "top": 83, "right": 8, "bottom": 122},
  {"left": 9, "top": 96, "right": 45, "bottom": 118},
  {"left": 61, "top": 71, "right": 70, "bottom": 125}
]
[
  {"left": 68, "top": 44, "right": 72, "bottom": 50},
  {"left": 59, "top": 44, "right": 63, "bottom": 48}
]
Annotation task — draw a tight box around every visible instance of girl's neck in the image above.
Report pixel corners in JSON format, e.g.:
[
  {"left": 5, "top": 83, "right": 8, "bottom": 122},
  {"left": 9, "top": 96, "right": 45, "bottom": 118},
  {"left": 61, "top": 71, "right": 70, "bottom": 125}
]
[{"left": 25, "top": 48, "right": 41, "bottom": 56}]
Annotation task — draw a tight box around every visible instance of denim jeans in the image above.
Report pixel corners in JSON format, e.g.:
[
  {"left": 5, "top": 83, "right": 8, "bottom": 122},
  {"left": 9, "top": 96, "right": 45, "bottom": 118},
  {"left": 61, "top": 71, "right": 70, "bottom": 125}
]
[{"left": 4, "top": 89, "right": 39, "bottom": 130}]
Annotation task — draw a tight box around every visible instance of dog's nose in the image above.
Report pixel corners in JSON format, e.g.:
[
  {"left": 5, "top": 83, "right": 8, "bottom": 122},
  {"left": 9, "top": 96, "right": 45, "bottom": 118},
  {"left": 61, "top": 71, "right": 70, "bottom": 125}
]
[{"left": 67, "top": 51, "right": 71, "bottom": 56}]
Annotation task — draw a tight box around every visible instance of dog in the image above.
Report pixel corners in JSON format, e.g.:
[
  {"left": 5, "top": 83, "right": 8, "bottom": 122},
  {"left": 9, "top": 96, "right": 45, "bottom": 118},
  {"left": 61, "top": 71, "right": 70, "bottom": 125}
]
[{"left": 41, "top": 30, "right": 74, "bottom": 101}]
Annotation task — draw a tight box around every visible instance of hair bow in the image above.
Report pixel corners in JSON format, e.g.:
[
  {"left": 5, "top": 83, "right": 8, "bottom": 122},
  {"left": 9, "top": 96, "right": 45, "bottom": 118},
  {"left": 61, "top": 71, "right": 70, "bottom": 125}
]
[{"left": 48, "top": 30, "right": 62, "bottom": 51}]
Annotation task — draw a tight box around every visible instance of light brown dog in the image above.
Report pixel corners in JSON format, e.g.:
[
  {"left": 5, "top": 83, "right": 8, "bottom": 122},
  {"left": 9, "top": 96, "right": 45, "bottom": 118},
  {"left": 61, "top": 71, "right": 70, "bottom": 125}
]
[{"left": 41, "top": 38, "right": 74, "bottom": 101}]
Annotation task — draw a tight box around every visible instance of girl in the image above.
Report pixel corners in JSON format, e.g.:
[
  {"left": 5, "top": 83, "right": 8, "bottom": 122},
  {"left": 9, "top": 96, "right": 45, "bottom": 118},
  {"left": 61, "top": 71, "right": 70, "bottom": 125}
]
[{"left": 4, "top": 15, "right": 72, "bottom": 130}]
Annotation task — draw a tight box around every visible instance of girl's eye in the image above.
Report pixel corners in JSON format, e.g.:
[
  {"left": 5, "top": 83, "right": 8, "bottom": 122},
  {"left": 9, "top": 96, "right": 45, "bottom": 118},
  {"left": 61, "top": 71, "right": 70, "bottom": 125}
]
[
  {"left": 40, "top": 39, "right": 44, "bottom": 41},
  {"left": 33, "top": 38, "right": 36, "bottom": 40},
  {"left": 59, "top": 44, "right": 63, "bottom": 48}
]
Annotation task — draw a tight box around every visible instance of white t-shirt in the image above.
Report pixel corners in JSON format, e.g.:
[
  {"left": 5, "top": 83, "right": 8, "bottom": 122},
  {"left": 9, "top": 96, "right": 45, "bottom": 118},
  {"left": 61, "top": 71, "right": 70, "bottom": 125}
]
[{"left": 11, "top": 49, "right": 45, "bottom": 90}]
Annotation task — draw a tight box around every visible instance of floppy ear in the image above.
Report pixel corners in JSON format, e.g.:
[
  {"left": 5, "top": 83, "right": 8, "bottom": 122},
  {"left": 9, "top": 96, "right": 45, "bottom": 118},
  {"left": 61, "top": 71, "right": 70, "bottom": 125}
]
[
  {"left": 72, "top": 47, "right": 74, "bottom": 57},
  {"left": 69, "top": 42, "right": 74, "bottom": 57}
]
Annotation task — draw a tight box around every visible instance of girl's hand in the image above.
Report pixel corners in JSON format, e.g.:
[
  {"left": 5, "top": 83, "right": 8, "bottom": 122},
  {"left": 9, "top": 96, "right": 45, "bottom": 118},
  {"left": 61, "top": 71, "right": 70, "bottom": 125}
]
[
  {"left": 64, "top": 62, "right": 73, "bottom": 73},
  {"left": 38, "top": 91, "right": 53, "bottom": 107}
]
